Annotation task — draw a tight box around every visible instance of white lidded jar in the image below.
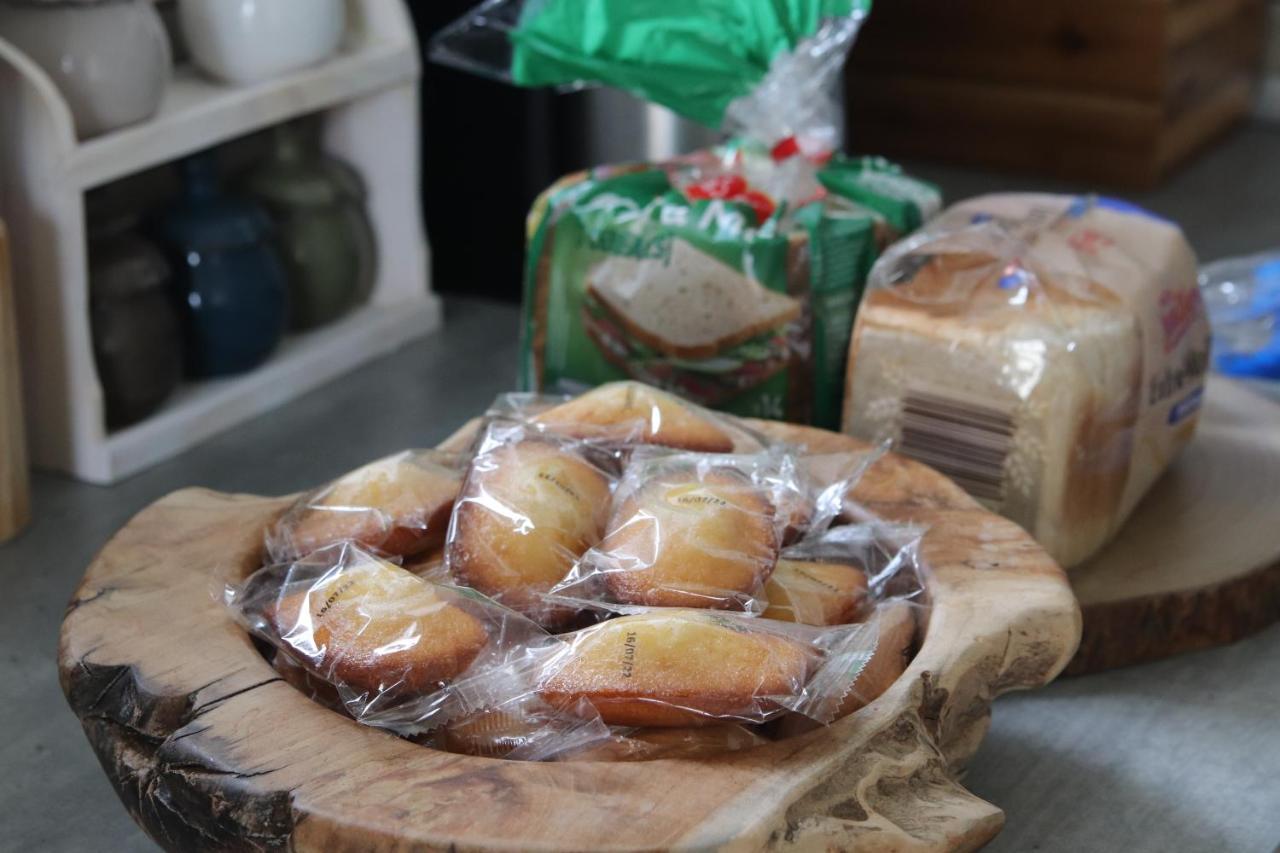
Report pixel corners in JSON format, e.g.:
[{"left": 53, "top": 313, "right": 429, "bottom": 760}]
[
  {"left": 179, "top": 0, "right": 346, "bottom": 86},
  {"left": 0, "top": 0, "right": 172, "bottom": 138}
]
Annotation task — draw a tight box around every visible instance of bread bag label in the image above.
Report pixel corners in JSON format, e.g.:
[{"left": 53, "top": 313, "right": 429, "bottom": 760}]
[{"left": 521, "top": 149, "right": 938, "bottom": 429}]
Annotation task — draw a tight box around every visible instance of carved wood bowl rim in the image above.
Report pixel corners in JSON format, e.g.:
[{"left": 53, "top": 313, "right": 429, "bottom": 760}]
[{"left": 58, "top": 417, "right": 1081, "bottom": 852}]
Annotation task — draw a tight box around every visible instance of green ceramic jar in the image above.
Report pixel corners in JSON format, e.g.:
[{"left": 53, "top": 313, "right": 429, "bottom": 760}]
[{"left": 242, "top": 122, "right": 377, "bottom": 331}]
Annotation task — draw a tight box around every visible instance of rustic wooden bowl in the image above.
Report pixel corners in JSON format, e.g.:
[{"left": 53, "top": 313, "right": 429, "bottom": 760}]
[{"left": 58, "top": 420, "right": 1080, "bottom": 852}]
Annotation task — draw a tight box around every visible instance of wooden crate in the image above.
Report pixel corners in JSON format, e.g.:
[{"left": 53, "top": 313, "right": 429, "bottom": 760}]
[{"left": 847, "top": 0, "right": 1266, "bottom": 187}]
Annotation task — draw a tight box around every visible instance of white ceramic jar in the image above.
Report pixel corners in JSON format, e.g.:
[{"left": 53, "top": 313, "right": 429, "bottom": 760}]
[
  {"left": 0, "top": 0, "right": 172, "bottom": 138},
  {"left": 179, "top": 0, "right": 346, "bottom": 87}
]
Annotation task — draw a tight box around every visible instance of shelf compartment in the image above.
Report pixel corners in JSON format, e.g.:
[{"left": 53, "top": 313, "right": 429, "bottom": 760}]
[
  {"left": 0, "top": 0, "right": 439, "bottom": 484},
  {"left": 101, "top": 301, "right": 440, "bottom": 484},
  {"left": 69, "top": 41, "right": 418, "bottom": 191}
]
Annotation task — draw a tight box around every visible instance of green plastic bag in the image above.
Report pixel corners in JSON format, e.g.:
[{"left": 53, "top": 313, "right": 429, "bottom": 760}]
[
  {"left": 433, "top": 0, "right": 871, "bottom": 149},
  {"left": 433, "top": 0, "right": 942, "bottom": 427},
  {"left": 520, "top": 149, "right": 939, "bottom": 428}
]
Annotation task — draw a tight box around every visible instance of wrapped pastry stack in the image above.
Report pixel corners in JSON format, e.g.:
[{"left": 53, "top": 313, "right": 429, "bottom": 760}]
[{"left": 226, "top": 381, "right": 925, "bottom": 761}]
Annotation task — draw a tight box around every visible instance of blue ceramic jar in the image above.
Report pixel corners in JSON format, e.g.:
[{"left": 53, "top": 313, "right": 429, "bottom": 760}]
[{"left": 157, "top": 152, "right": 288, "bottom": 378}]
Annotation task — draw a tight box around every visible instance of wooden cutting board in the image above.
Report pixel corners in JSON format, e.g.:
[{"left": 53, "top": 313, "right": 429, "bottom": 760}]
[{"left": 1067, "top": 378, "right": 1280, "bottom": 674}]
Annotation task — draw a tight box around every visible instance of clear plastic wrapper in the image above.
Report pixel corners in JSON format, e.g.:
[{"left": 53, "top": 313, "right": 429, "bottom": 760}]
[
  {"left": 762, "top": 558, "right": 869, "bottom": 626},
  {"left": 779, "top": 446, "right": 887, "bottom": 544},
  {"left": 431, "top": 0, "right": 871, "bottom": 150},
  {"left": 437, "top": 689, "right": 613, "bottom": 762},
  {"left": 1198, "top": 251, "right": 1280, "bottom": 379},
  {"left": 535, "top": 608, "right": 877, "bottom": 727},
  {"left": 844, "top": 194, "right": 1210, "bottom": 567},
  {"left": 777, "top": 599, "right": 919, "bottom": 736},
  {"left": 446, "top": 420, "right": 618, "bottom": 628},
  {"left": 558, "top": 723, "right": 770, "bottom": 762},
  {"left": 550, "top": 449, "right": 806, "bottom": 612},
  {"left": 226, "top": 542, "right": 559, "bottom": 734},
  {"left": 488, "top": 381, "right": 774, "bottom": 453},
  {"left": 783, "top": 521, "right": 926, "bottom": 604},
  {"left": 266, "top": 449, "right": 464, "bottom": 563}
]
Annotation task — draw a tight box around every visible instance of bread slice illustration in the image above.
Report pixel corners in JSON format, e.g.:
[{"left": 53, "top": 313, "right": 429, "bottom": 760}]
[{"left": 582, "top": 239, "right": 801, "bottom": 403}]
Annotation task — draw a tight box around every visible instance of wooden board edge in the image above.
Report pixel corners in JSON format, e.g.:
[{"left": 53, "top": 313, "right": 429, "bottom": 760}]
[{"left": 1067, "top": 557, "right": 1280, "bottom": 675}]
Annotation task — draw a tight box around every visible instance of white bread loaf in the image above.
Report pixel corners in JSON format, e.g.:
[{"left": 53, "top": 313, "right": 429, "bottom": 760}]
[{"left": 843, "top": 195, "right": 1210, "bottom": 567}]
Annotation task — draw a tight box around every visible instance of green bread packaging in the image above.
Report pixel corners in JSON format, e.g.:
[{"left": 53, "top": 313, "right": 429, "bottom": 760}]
[
  {"left": 520, "top": 152, "right": 938, "bottom": 427},
  {"left": 433, "top": 0, "right": 941, "bottom": 426}
]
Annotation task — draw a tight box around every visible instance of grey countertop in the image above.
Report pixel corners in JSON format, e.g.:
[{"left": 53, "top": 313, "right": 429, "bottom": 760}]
[{"left": 4, "top": 126, "right": 1280, "bottom": 853}]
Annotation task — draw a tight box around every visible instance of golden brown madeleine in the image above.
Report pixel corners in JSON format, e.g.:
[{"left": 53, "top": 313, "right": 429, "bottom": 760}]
[
  {"left": 539, "top": 611, "right": 814, "bottom": 727},
  {"left": 598, "top": 467, "right": 778, "bottom": 608},
  {"left": 277, "top": 452, "right": 462, "bottom": 559},
  {"left": 534, "top": 382, "right": 735, "bottom": 452},
  {"left": 763, "top": 559, "right": 869, "bottom": 626},
  {"left": 267, "top": 557, "right": 489, "bottom": 697},
  {"left": 449, "top": 440, "right": 612, "bottom": 622}
]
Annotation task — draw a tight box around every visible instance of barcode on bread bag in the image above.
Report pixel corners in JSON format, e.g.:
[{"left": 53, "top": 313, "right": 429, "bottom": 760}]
[{"left": 898, "top": 391, "right": 1014, "bottom": 505}]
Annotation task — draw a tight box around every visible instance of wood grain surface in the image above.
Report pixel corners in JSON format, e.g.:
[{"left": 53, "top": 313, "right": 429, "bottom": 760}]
[
  {"left": 1067, "top": 379, "right": 1280, "bottom": 674},
  {"left": 0, "top": 222, "right": 29, "bottom": 542},
  {"left": 57, "top": 418, "right": 1079, "bottom": 852}
]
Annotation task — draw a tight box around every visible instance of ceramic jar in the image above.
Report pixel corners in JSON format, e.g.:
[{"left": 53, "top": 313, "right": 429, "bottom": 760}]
[
  {"left": 179, "top": 0, "right": 345, "bottom": 86},
  {"left": 242, "top": 123, "right": 376, "bottom": 330},
  {"left": 88, "top": 219, "right": 182, "bottom": 429},
  {"left": 0, "top": 0, "right": 171, "bottom": 138},
  {"left": 157, "top": 153, "right": 288, "bottom": 379}
]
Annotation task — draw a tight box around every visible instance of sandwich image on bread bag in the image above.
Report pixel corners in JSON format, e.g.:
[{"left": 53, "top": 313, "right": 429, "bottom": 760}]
[
  {"left": 843, "top": 194, "right": 1210, "bottom": 567},
  {"left": 524, "top": 150, "right": 937, "bottom": 428},
  {"left": 582, "top": 238, "right": 802, "bottom": 407},
  {"left": 431, "top": 0, "right": 940, "bottom": 428}
]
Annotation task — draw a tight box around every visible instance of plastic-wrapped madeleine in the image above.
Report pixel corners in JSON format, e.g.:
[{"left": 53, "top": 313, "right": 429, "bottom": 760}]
[
  {"left": 537, "top": 609, "right": 878, "bottom": 728},
  {"left": 490, "top": 381, "right": 771, "bottom": 453},
  {"left": 538, "top": 610, "right": 815, "bottom": 727},
  {"left": 267, "top": 450, "right": 463, "bottom": 562},
  {"left": 763, "top": 559, "right": 869, "bottom": 626},
  {"left": 447, "top": 422, "right": 615, "bottom": 627},
  {"left": 226, "top": 543, "right": 554, "bottom": 733},
  {"left": 554, "top": 451, "right": 797, "bottom": 611}
]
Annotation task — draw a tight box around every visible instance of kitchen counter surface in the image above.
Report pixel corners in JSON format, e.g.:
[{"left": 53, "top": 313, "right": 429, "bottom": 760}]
[{"left": 4, "top": 125, "right": 1280, "bottom": 853}]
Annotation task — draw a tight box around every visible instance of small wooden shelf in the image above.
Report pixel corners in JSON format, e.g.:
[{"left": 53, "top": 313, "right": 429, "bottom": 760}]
[
  {"left": 69, "top": 41, "right": 417, "bottom": 191},
  {"left": 0, "top": 0, "right": 440, "bottom": 484},
  {"left": 102, "top": 301, "right": 439, "bottom": 484}
]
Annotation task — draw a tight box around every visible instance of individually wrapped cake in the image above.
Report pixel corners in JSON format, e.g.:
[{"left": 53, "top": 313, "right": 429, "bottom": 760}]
[
  {"left": 762, "top": 558, "right": 869, "bottom": 626},
  {"left": 843, "top": 194, "right": 1210, "bottom": 566},
  {"left": 446, "top": 421, "right": 618, "bottom": 628},
  {"left": 550, "top": 450, "right": 804, "bottom": 612},
  {"left": 437, "top": 689, "right": 613, "bottom": 762},
  {"left": 778, "top": 600, "right": 919, "bottom": 736},
  {"left": 535, "top": 609, "right": 877, "bottom": 727},
  {"left": 489, "top": 381, "right": 772, "bottom": 453},
  {"left": 226, "top": 542, "right": 558, "bottom": 734},
  {"left": 266, "top": 449, "right": 464, "bottom": 563}
]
